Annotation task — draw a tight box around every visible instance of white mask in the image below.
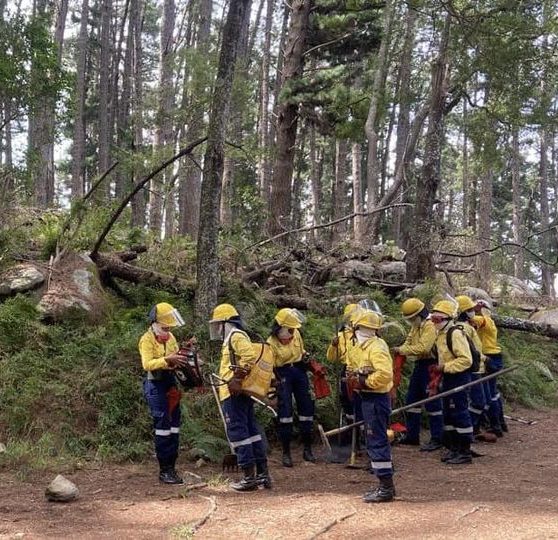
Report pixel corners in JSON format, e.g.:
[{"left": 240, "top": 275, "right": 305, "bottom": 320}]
[
  {"left": 466, "top": 310, "right": 475, "bottom": 319},
  {"left": 278, "top": 327, "right": 293, "bottom": 340},
  {"left": 433, "top": 319, "right": 450, "bottom": 331},
  {"left": 355, "top": 328, "right": 375, "bottom": 344},
  {"left": 152, "top": 322, "right": 170, "bottom": 337}
]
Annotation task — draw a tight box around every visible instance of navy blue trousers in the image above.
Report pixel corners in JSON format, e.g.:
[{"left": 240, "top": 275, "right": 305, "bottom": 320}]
[
  {"left": 485, "top": 353, "right": 504, "bottom": 429},
  {"left": 441, "top": 371, "right": 473, "bottom": 444},
  {"left": 468, "top": 373, "right": 487, "bottom": 430},
  {"left": 361, "top": 392, "right": 392, "bottom": 479},
  {"left": 276, "top": 364, "right": 315, "bottom": 443},
  {"left": 222, "top": 394, "right": 266, "bottom": 468},
  {"left": 404, "top": 359, "right": 443, "bottom": 441},
  {"left": 143, "top": 378, "right": 181, "bottom": 468}
]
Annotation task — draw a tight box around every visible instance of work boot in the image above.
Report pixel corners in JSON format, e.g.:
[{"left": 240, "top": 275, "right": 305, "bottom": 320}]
[
  {"left": 420, "top": 438, "right": 443, "bottom": 452},
  {"left": 159, "top": 467, "right": 184, "bottom": 485},
  {"left": 475, "top": 431, "right": 498, "bottom": 443},
  {"left": 446, "top": 440, "right": 472, "bottom": 465},
  {"left": 500, "top": 414, "right": 509, "bottom": 433},
  {"left": 230, "top": 465, "right": 259, "bottom": 492},
  {"left": 440, "top": 431, "right": 458, "bottom": 462},
  {"left": 301, "top": 433, "right": 317, "bottom": 463},
  {"left": 256, "top": 462, "right": 272, "bottom": 489},
  {"left": 281, "top": 440, "right": 293, "bottom": 468},
  {"left": 363, "top": 476, "right": 395, "bottom": 503},
  {"left": 487, "top": 426, "right": 504, "bottom": 438},
  {"left": 398, "top": 434, "right": 420, "bottom": 446}
]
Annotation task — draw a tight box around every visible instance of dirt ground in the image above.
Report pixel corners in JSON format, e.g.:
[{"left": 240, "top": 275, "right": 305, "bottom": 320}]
[{"left": 1, "top": 407, "right": 557, "bottom": 540}]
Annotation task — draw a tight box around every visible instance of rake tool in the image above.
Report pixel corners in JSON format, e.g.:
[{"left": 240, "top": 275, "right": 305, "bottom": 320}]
[{"left": 209, "top": 374, "right": 238, "bottom": 473}]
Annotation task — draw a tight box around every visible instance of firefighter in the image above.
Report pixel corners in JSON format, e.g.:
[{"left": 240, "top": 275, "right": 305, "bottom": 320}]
[
  {"left": 472, "top": 299, "right": 506, "bottom": 436},
  {"left": 430, "top": 300, "right": 474, "bottom": 465},
  {"left": 210, "top": 303, "right": 271, "bottom": 491},
  {"left": 326, "top": 303, "right": 358, "bottom": 424},
  {"left": 455, "top": 295, "right": 497, "bottom": 443},
  {"left": 139, "top": 302, "right": 188, "bottom": 484},
  {"left": 392, "top": 298, "right": 443, "bottom": 451},
  {"left": 346, "top": 309, "right": 395, "bottom": 503},
  {"left": 268, "top": 308, "right": 316, "bottom": 467}
]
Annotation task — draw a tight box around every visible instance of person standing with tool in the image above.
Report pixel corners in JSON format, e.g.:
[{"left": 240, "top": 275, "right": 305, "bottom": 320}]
[
  {"left": 346, "top": 309, "right": 395, "bottom": 503},
  {"left": 268, "top": 308, "right": 316, "bottom": 467},
  {"left": 472, "top": 298, "right": 507, "bottom": 436},
  {"left": 392, "top": 298, "right": 443, "bottom": 451},
  {"left": 139, "top": 302, "right": 189, "bottom": 485},
  {"left": 455, "top": 295, "right": 497, "bottom": 443},
  {"left": 430, "top": 299, "right": 474, "bottom": 465},
  {"left": 209, "top": 303, "right": 271, "bottom": 492},
  {"left": 326, "top": 303, "right": 358, "bottom": 424}
]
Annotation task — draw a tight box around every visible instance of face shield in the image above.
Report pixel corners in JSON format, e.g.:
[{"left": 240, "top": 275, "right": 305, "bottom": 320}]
[
  {"left": 209, "top": 320, "right": 225, "bottom": 341},
  {"left": 158, "top": 308, "right": 185, "bottom": 327}
]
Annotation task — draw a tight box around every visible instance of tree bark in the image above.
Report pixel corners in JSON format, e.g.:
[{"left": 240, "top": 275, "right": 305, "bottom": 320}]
[
  {"left": 71, "top": 0, "right": 90, "bottom": 200},
  {"left": 352, "top": 142, "right": 364, "bottom": 243},
  {"left": 309, "top": 124, "right": 321, "bottom": 241},
  {"left": 492, "top": 314, "right": 558, "bottom": 340},
  {"left": 195, "top": 0, "right": 253, "bottom": 321},
  {"left": 150, "top": 0, "right": 176, "bottom": 237},
  {"left": 461, "top": 98, "right": 470, "bottom": 228},
  {"left": 406, "top": 14, "right": 451, "bottom": 282},
  {"left": 539, "top": 127, "right": 554, "bottom": 297},
  {"left": 268, "top": 0, "right": 312, "bottom": 237},
  {"left": 364, "top": 0, "right": 394, "bottom": 239},
  {"left": 178, "top": 0, "right": 212, "bottom": 238},
  {"left": 511, "top": 128, "right": 524, "bottom": 279},
  {"left": 331, "top": 139, "right": 348, "bottom": 243}
]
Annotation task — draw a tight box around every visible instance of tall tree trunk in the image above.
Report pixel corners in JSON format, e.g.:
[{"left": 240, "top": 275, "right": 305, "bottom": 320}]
[
  {"left": 406, "top": 14, "right": 451, "bottom": 282},
  {"left": 392, "top": 4, "right": 416, "bottom": 245},
  {"left": 477, "top": 168, "right": 493, "bottom": 282},
  {"left": 511, "top": 128, "right": 524, "bottom": 279},
  {"left": 352, "top": 142, "right": 364, "bottom": 243},
  {"left": 178, "top": 0, "right": 212, "bottom": 238},
  {"left": 71, "top": 0, "right": 90, "bottom": 200},
  {"left": 130, "top": 0, "right": 146, "bottom": 228},
  {"left": 98, "top": 0, "right": 112, "bottom": 198},
  {"left": 364, "top": 0, "right": 394, "bottom": 239},
  {"left": 258, "top": 0, "right": 274, "bottom": 201},
  {"left": 150, "top": 0, "right": 175, "bottom": 237},
  {"left": 461, "top": 98, "right": 470, "bottom": 228},
  {"left": 331, "top": 139, "right": 348, "bottom": 242},
  {"left": 309, "top": 124, "right": 321, "bottom": 241},
  {"left": 30, "top": 0, "right": 68, "bottom": 207},
  {"left": 540, "top": 127, "right": 554, "bottom": 297},
  {"left": 269, "top": 0, "right": 312, "bottom": 237},
  {"left": 195, "top": 0, "right": 253, "bottom": 320},
  {"left": 291, "top": 125, "right": 307, "bottom": 230}
]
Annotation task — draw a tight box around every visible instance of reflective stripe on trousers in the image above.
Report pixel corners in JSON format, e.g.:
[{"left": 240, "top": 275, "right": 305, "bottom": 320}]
[
  {"left": 441, "top": 371, "right": 473, "bottom": 443},
  {"left": 361, "top": 392, "right": 393, "bottom": 478}
]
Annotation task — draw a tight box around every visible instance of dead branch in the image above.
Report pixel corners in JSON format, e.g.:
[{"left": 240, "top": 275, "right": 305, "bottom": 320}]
[
  {"left": 248, "top": 203, "right": 413, "bottom": 249},
  {"left": 190, "top": 495, "right": 217, "bottom": 535},
  {"left": 94, "top": 252, "right": 195, "bottom": 296},
  {"left": 493, "top": 314, "right": 558, "bottom": 340},
  {"left": 90, "top": 137, "right": 207, "bottom": 258},
  {"left": 262, "top": 292, "right": 309, "bottom": 310},
  {"left": 308, "top": 510, "right": 357, "bottom": 539}
]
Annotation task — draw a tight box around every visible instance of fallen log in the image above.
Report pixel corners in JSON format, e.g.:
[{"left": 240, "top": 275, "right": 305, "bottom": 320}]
[
  {"left": 493, "top": 314, "right": 558, "bottom": 340},
  {"left": 94, "top": 253, "right": 195, "bottom": 296}
]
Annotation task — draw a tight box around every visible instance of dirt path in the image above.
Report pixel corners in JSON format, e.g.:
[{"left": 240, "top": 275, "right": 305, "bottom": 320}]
[{"left": 1, "top": 407, "right": 557, "bottom": 540}]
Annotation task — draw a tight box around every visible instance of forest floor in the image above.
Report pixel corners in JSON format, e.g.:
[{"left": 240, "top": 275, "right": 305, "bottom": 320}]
[{"left": 1, "top": 406, "right": 557, "bottom": 540}]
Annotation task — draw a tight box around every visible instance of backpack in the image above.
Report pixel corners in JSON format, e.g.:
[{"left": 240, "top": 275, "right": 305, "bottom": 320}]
[
  {"left": 446, "top": 325, "right": 481, "bottom": 373},
  {"left": 228, "top": 330, "right": 275, "bottom": 399}
]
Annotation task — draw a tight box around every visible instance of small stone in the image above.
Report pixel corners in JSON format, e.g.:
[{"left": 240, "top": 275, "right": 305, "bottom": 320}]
[
  {"left": 194, "top": 458, "right": 207, "bottom": 469},
  {"left": 0, "top": 442, "right": 6, "bottom": 453},
  {"left": 186, "top": 448, "right": 207, "bottom": 462},
  {"left": 45, "top": 474, "right": 79, "bottom": 502}
]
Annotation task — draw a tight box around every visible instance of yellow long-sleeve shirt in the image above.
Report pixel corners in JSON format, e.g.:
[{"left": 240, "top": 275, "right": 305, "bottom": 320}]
[
  {"left": 267, "top": 329, "right": 306, "bottom": 367},
  {"left": 435, "top": 323, "right": 472, "bottom": 374},
  {"left": 472, "top": 313, "right": 502, "bottom": 354},
  {"left": 460, "top": 322, "right": 486, "bottom": 374},
  {"left": 138, "top": 329, "right": 179, "bottom": 371},
  {"left": 348, "top": 336, "right": 393, "bottom": 393},
  {"left": 218, "top": 330, "right": 259, "bottom": 401},
  {"left": 398, "top": 319, "right": 437, "bottom": 360},
  {"left": 326, "top": 327, "right": 356, "bottom": 368}
]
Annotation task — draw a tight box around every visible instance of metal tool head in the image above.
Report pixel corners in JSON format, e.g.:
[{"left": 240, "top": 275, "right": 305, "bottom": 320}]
[{"left": 222, "top": 453, "right": 239, "bottom": 473}]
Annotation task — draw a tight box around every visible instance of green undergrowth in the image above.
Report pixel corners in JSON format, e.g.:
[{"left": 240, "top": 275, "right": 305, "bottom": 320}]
[{"left": 0, "top": 286, "right": 557, "bottom": 472}]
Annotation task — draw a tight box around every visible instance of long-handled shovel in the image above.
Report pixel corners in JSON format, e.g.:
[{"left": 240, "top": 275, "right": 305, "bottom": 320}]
[
  {"left": 209, "top": 374, "right": 238, "bottom": 472},
  {"left": 319, "top": 365, "right": 518, "bottom": 459}
]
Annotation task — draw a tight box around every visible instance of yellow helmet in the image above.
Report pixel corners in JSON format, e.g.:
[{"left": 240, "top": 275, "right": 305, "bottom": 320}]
[
  {"left": 210, "top": 303, "right": 239, "bottom": 322},
  {"left": 456, "top": 295, "right": 476, "bottom": 313},
  {"left": 275, "top": 308, "right": 305, "bottom": 329},
  {"left": 343, "top": 303, "right": 358, "bottom": 317},
  {"left": 432, "top": 300, "right": 457, "bottom": 319},
  {"left": 353, "top": 310, "right": 383, "bottom": 330},
  {"left": 401, "top": 298, "right": 425, "bottom": 319},
  {"left": 151, "top": 302, "right": 185, "bottom": 327}
]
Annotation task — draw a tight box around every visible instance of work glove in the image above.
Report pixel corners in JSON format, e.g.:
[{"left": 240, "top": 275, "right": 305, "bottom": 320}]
[
  {"left": 165, "top": 352, "right": 188, "bottom": 369},
  {"left": 227, "top": 377, "right": 244, "bottom": 396},
  {"left": 331, "top": 336, "right": 340, "bottom": 347}
]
